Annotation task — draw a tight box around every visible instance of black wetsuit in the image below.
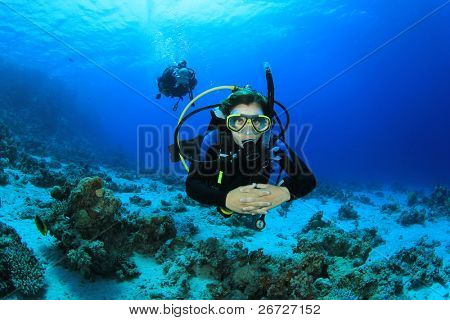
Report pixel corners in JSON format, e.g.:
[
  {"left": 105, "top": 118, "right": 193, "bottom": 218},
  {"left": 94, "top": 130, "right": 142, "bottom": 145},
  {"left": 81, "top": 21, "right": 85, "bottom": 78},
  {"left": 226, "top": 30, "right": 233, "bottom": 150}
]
[
  {"left": 158, "top": 66, "right": 197, "bottom": 98},
  {"left": 185, "top": 130, "right": 316, "bottom": 210}
]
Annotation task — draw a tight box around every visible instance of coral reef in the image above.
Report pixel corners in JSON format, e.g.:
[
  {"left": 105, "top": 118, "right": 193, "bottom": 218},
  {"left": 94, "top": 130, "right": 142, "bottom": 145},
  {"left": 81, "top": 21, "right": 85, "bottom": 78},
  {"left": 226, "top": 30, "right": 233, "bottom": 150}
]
[
  {"left": 293, "top": 218, "right": 400, "bottom": 299},
  {"left": 30, "top": 168, "right": 67, "bottom": 188},
  {"left": 150, "top": 214, "right": 395, "bottom": 300},
  {"left": 0, "top": 222, "right": 45, "bottom": 298},
  {"left": 295, "top": 222, "right": 382, "bottom": 264},
  {"left": 388, "top": 237, "right": 447, "bottom": 289},
  {"left": 336, "top": 263, "right": 404, "bottom": 299},
  {"left": 338, "top": 237, "right": 448, "bottom": 299},
  {"left": 158, "top": 174, "right": 184, "bottom": 190},
  {"left": 159, "top": 229, "right": 382, "bottom": 300},
  {"left": 325, "top": 288, "right": 359, "bottom": 300},
  {"left": 156, "top": 194, "right": 195, "bottom": 214},
  {"left": 129, "top": 195, "right": 152, "bottom": 207},
  {"left": 397, "top": 208, "right": 426, "bottom": 226},
  {"left": 381, "top": 202, "right": 400, "bottom": 214},
  {"left": 43, "top": 177, "right": 135, "bottom": 280},
  {"left": 108, "top": 181, "right": 141, "bottom": 193},
  {"left": 302, "top": 211, "right": 330, "bottom": 233},
  {"left": 0, "top": 122, "right": 18, "bottom": 166},
  {"left": 423, "top": 186, "right": 450, "bottom": 219},
  {"left": 427, "top": 186, "right": 449, "bottom": 208},
  {"left": 338, "top": 203, "right": 359, "bottom": 220},
  {"left": 265, "top": 215, "right": 442, "bottom": 300},
  {"left": 0, "top": 122, "right": 84, "bottom": 189},
  {"left": 50, "top": 185, "right": 71, "bottom": 201},
  {"left": 407, "top": 192, "right": 419, "bottom": 206},
  {"left": 128, "top": 215, "right": 177, "bottom": 255},
  {"left": 0, "top": 168, "right": 8, "bottom": 186},
  {"left": 41, "top": 176, "right": 177, "bottom": 280}
]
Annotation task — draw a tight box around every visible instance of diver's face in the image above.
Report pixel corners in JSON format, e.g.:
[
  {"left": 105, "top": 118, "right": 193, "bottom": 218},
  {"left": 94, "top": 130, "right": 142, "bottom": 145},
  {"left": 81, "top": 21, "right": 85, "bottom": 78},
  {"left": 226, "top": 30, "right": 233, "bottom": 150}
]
[{"left": 230, "top": 103, "right": 264, "bottom": 148}]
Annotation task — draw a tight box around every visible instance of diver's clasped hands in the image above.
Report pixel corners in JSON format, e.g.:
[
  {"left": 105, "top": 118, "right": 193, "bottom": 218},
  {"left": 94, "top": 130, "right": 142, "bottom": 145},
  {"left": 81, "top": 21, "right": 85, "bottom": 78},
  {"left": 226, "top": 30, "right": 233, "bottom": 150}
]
[{"left": 225, "top": 183, "right": 291, "bottom": 215}]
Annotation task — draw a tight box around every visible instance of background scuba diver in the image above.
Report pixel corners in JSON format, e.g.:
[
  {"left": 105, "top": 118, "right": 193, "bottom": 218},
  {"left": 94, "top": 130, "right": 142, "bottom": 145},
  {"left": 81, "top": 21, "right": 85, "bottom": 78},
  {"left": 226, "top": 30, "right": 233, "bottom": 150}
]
[
  {"left": 185, "top": 88, "right": 316, "bottom": 219},
  {"left": 156, "top": 60, "right": 198, "bottom": 111}
]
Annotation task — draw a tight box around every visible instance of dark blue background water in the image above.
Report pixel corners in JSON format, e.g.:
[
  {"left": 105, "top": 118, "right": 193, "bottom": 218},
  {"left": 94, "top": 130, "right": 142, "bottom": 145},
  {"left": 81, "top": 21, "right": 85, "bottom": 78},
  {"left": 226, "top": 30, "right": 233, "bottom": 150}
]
[{"left": 1, "top": 0, "right": 449, "bottom": 186}]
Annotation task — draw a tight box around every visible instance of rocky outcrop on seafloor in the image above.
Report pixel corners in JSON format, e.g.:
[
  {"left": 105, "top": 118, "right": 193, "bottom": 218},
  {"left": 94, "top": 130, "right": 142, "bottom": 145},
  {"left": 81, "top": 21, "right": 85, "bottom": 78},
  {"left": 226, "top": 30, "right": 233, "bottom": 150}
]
[
  {"left": 294, "top": 215, "right": 383, "bottom": 264},
  {"left": 397, "top": 208, "right": 426, "bottom": 226},
  {"left": 0, "top": 122, "right": 18, "bottom": 167},
  {"left": 424, "top": 186, "right": 450, "bottom": 219},
  {"left": 394, "top": 186, "right": 449, "bottom": 221},
  {"left": 1, "top": 120, "right": 133, "bottom": 191},
  {"left": 377, "top": 185, "right": 449, "bottom": 224},
  {"left": 337, "top": 237, "right": 448, "bottom": 299},
  {"left": 129, "top": 195, "right": 152, "bottom": 207},
  {"left": 41, "top": 176, "right": 177, "bottom": 280},
  {"left": 0, "top": 222, "right": 45, "bottom": 298},
  {"left": 149, "top": 211, "right": 449, "bottom": 300},
  {"left": 0, "top": 122, "right": 22, "bottom": 185},
  {"left": 147, "top": 212, "right": 373, "bottom": 299},
  {"left": 0, "top": 168, "right": 8, "bottom": 186},
  {"left": 337, "top": 202, "right": 359, "bottom": 220},
  {"left": 0, "top": 122, "right": 68, "bottom": 188},
  {"left": 387, "top": 237, "right": 448, "bottom": 290},
  {"left": 43, "top": 176, "right": 137, "bottom": 280},
  {"left": 381, "top": 202, "right": 400, "bottom": 214}
]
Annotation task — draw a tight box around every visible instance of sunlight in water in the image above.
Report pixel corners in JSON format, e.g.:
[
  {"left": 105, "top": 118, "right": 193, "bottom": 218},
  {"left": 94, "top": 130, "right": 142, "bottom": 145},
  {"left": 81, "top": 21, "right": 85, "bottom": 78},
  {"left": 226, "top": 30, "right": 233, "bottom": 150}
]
[
  {"left": 147, "top": 0, "right": 290, "bottom": 25},
  {"left": 0, "top": 0, "right": 448, "bottom": 303}
]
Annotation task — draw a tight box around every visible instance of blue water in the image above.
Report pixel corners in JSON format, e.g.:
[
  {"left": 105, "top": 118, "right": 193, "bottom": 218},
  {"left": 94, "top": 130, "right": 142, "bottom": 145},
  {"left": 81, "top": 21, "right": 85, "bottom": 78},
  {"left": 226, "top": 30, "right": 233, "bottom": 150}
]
[
  {"left": 1, "top": 0, "right": 449, "bottom": 185},
  {"left": 0, "top": 0, "right": 449, "bottom": 300}
]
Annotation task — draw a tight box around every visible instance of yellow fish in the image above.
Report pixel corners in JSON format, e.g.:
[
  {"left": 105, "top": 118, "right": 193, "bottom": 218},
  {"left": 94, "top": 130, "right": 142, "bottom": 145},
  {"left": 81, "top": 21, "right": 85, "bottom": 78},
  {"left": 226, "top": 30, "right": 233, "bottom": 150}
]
[{"left": 34, "top": 215, "right": 48, "bottom": 236}]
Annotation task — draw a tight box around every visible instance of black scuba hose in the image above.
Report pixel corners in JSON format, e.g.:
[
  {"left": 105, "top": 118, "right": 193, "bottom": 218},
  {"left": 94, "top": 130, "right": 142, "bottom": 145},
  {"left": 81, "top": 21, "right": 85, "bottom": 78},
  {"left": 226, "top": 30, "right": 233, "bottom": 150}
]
[
  {"left": 174, "top": 104, "right": 221, "bottom": 164},
  {"left": 264, "top": 63, "right": 290, "bottom": 142},
  {"left": 273, "top": 100, "right": 290, "bottom": 142}
]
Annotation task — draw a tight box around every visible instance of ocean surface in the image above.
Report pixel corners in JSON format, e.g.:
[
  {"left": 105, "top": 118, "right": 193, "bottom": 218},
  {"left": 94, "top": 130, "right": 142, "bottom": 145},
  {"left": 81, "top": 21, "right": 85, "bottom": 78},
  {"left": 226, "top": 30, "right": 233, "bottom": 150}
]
[{"left": 0, "top": 0, "right": 449, "bottom": 300}]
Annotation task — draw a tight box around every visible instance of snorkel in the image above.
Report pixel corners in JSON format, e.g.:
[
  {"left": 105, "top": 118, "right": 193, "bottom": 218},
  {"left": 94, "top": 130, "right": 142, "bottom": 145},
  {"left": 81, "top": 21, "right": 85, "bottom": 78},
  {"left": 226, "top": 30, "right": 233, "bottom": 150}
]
[{"left": 264, "top": 62, "right": 275, "bottom": 117}]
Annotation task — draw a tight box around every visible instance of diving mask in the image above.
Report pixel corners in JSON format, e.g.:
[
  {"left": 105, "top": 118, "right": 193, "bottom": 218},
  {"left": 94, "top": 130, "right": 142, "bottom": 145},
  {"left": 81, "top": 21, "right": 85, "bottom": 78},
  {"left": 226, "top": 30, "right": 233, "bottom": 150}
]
[{"left": 226, "top": 114, "right": 271, "bottom": 134}]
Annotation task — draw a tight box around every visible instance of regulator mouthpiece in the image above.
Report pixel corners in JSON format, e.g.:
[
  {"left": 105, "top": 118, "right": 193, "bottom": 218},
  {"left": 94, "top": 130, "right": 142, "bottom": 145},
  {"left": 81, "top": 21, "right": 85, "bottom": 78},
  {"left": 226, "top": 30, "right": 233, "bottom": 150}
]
[{"left": 242, "top": 140, "right": 260, "bottom": 162}]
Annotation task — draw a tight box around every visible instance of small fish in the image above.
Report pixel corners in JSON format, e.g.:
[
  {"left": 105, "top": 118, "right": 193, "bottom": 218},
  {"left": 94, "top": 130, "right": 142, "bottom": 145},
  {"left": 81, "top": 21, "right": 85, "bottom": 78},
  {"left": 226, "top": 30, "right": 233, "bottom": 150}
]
[{"left": 34, "top": 215, "right": 48, "bottom": 236}]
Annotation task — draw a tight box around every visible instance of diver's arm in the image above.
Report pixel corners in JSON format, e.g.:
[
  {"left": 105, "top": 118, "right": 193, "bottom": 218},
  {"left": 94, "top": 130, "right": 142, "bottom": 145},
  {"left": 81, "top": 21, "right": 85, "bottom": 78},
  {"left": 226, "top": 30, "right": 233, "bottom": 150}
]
[
  {"left": 185, "top": 171, "right": 228, "bottom": 207},
  {"left": 278, "top": 143, "right": 316, "bottom": 200},
  {"left": 185, "top": 138, "right": 228, "bottom": 207}
]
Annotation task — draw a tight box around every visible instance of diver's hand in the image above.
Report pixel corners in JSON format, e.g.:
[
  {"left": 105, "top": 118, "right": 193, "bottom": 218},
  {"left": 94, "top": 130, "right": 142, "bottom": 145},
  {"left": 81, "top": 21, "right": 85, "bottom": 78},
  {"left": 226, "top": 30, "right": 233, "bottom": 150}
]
[
  {"left": 225, "top": 183, "right": 272, "bottom": 214},
  {"left": 240, "top": 183, "right": 291, "bottom": 213}
]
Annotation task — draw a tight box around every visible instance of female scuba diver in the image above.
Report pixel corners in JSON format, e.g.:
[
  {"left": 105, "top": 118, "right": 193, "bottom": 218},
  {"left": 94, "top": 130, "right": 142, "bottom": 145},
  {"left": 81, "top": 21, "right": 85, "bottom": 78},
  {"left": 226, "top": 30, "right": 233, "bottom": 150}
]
[
  {"left": 171, "top": 64, "right": 316, "bottom": 230},
  {"left": 185, "top": 89, "right": 316, "bottom": 223}
]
